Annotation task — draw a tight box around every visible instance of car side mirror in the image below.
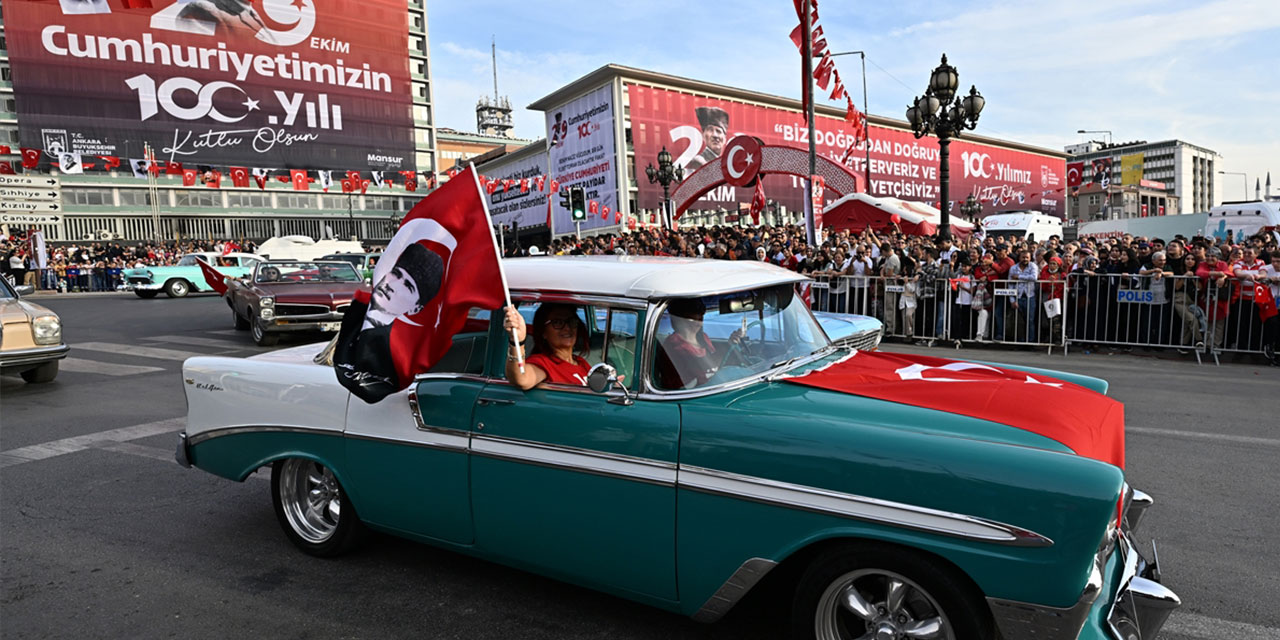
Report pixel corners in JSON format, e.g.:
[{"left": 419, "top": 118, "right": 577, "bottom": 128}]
[
  {"left": 587, "top": 363, "right": 633, "bottom": 406},
  {"left": 14, "top": 285, "right": 35, "bottom": 297}
]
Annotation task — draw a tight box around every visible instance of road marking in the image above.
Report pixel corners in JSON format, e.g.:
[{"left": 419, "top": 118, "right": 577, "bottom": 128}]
[
  {"left": 96, "top": 441, "right": 175, "bottom": 464},
  {"left": 58, "top": 357, "right": 165, "bottom": 376},
  {"left": 1164, "top": 612, "right": 1280, "bottom": 639},
  {"left": 207, "top": 329, "right": 241, "bottom": 336},
  {"left": 1, "top": 417, "right": 183, "bottom": 468},
  {"left": 73, "top": 342, "right": 206, "bottom": 362},
  {"left": 145, "top": 335, "right": 245, "bottom": 349},
  {"left": 1127, "top": 426, "right": 1280, "bottom": 448}
]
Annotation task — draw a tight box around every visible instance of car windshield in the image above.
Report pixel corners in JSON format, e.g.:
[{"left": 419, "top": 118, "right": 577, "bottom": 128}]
[
  {"left": 319, "top": 254, "right": 363, "bottom": 267},
  {"left": 255, "top": 261, "right": 361, "bottom": 283},
  {"left": 653, "top": 284, "right": 830, "bottom": 391},
  {"left": 0, "top": 277, "right": 16, "bottom": 300}
]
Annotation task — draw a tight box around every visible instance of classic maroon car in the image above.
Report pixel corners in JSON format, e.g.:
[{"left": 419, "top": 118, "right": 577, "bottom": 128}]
[{"left": 226, "top": 260, "right": 363, "bottom": 346}]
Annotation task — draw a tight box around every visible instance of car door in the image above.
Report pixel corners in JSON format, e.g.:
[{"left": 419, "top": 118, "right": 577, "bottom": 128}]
[
  {"left": 341, "top": 327, "right": 491, "bottom": 545},
  {"left": 469, "top": 300, "right": 681, "bottom": 603}
]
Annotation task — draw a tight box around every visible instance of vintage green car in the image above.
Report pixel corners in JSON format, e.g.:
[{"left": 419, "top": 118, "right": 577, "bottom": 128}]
[
  {"left": 177, "top": 256, "right": 1177, "bottom": 640},
  {"left": 121, "top": 252, "right": 262, "bottom": 298}
]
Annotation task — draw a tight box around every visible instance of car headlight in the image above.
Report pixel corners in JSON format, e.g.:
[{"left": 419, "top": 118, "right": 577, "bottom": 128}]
[
  {"left": 33, "top": 315, "right": 62, "bottom": 345},
  {"left": 260, "top": 297, "right": 274, "bottom": 306},
  {"left": 260, "top": 306, "right": 275, "bottom": 319}
]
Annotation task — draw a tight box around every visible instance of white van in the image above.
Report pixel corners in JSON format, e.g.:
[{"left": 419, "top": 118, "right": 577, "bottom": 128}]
[
  {"left": 979, "top": 211, "right": 1064, "bottom": 243},
  {"left": 1205, "top": 201, "right": 1280, "bottom": 244}
]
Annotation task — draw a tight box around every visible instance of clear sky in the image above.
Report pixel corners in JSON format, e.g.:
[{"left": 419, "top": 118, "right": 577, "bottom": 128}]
[{"left": 429, "top": 0, "right": 1280, "bottom": 201}]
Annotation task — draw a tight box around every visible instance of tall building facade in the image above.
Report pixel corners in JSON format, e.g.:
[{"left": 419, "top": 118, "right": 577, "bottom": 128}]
[
  {"left": 0, "top": 3, "right": 436, "bottom": 243},
  {"left": 1067, "top": 140, "right": 1221, "bottom": 215}
]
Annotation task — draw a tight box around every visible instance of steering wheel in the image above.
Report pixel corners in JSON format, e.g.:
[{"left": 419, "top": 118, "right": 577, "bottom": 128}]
[{"left": 716, "top": 320, "right": 766, "bottom": 369}]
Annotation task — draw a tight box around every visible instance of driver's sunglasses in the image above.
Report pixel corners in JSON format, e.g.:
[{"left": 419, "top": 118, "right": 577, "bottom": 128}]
[{"left": 547, "top": 317, "right": 577, "bottom": 330}]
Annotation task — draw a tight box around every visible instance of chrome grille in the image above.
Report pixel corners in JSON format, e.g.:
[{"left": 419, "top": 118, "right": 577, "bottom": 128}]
[
  {"left": 836, "top": 329, "right": 882, "bottom": 351},
  {"left": 273, "top": 303, "right": 330, "bottom": 317}
]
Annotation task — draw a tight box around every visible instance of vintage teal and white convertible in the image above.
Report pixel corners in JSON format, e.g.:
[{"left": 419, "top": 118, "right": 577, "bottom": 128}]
[{"left": 177, "top": 256, "right": 1178, "bottom": 640}]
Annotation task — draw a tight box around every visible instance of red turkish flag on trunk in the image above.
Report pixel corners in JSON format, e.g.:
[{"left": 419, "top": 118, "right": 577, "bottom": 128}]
[
  {"left": 20, "top": 148, "right": 42, "bottom": 169},
  {"left": 182, "top": 168, "right": 198, "bottom": 186},
  {"left": 229, "top": 167, "right": 250, "bottom": 188},
  {"left": 194, "top": 257, "right": 229, "bottom": 295},
  {"left": 333, "top": 166, "right": 509, "bottom": 404},
  {"left": 784, "top": 350, "right": 1126, "bottom": 469}
]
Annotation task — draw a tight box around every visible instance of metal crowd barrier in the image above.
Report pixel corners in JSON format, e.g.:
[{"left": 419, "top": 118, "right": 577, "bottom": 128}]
[{"left": 811, "top": 271, "right": 1273, "bottom": 364}]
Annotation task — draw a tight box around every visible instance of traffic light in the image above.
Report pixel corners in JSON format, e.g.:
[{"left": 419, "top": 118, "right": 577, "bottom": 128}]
[
  {"left": 558, "top": 188, "right": 571, "bottom": 211},
  {"left": 570, "top": 187, "right": 587, "bottom": 221}
]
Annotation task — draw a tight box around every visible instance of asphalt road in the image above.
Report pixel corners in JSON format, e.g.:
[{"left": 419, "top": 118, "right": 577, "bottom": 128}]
[{"left": 3, "top": 292, "right": 1278, "bottom": 640}]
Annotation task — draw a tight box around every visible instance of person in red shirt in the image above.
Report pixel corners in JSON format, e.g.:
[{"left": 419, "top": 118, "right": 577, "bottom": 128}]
[
  {"left": 1196, "top": 247, "right": 1233, "bottom": 350},
  {"left": 503, "top": 303, "right": 591, "bottom": 389}
]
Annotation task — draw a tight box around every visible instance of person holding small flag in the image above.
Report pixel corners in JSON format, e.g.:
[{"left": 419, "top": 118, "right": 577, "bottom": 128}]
[{"left": 502, "top": 304, "right": 592, "bottom": 388}]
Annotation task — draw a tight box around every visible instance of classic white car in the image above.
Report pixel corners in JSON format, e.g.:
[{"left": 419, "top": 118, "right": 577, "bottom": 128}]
[{"left": 177, "top": 256, "right": 1177, "bottom": 640}]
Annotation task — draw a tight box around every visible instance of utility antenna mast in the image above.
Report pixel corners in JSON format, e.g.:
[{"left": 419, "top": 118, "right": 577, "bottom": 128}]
[{"left": 476, "top": 35, "right": 514, "bottom": 137}]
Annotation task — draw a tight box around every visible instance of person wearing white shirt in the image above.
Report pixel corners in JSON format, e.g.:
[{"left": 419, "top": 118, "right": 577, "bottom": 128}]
[{"left": 1007, "top": 250, "right": 1040, "bottom": 343}]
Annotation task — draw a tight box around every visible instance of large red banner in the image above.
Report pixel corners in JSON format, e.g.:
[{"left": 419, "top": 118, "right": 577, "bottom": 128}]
[
  {"left": 627, "top": 84, "right": 1065, "bottom": 219},
  {"left": 5, "top": 0, "right": 414, "bottom": 171}
]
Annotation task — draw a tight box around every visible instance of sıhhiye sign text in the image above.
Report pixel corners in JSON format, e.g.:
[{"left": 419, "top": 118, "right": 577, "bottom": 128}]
[{"left": 5, "top": 0, "right": 414, "bottom": 171}]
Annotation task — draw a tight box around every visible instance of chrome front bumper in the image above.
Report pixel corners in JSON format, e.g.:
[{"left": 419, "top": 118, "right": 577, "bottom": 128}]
[
  {"left": 988, "top": 488, "right": 1179, "bottom": 640},
  {"left": 0, "top": 343, "right": 70, "bottom": 370},
  {"left": 119, "top": 282, "right": 163, "bottom": 292}
]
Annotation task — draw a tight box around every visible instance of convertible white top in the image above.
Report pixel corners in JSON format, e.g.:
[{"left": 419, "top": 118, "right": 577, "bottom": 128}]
[{"left": 503, "top": 256, "right": 807, "bottom": 300}]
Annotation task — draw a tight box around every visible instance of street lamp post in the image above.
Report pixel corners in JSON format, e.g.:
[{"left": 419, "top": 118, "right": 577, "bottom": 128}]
[
  {"left": 906, "top": 54, "right": 984, "bottom": 241},
  {"left": 1218, "top": 171, "right": 1248, "bottom": 201},
  {"left": 1077, "top": 129, "right": 1112, "bottom": 147},
  {"left": 645, "top": 146, "right": 684, "bottom": 230},
  {"left": 960, "top": 193, "right": 983, "bottom": 223}
]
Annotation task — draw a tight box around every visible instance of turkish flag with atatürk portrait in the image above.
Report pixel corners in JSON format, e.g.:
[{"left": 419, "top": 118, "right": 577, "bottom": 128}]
[
  {"left": 784, "top": 350, "right": 1125, "bottom": 469},
  {"left": 333, "top": 165, "right": 510, "bottom": 404}
]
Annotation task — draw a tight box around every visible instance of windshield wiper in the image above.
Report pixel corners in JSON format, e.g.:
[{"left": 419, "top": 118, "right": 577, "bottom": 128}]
[{"left": 770, "top": 345, "right": 838, "bottom": 372}]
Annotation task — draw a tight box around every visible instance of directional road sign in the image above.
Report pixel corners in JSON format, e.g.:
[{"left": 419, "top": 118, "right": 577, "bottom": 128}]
[
  {"left": 0, "top": 200, "right": 62, "bottom": 212},
  {"left": 0, "top": 175, "right": 60, "bottom": 188},
  {"left": 0, "top": 187, "right": 61, "bottom": 201},
  {"left": 0, "top": 212, "right": 62, "bottom": 225}
]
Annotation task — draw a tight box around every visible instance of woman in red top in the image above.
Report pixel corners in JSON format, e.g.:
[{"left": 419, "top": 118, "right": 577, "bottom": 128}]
[{"left": 503, "top": 303, "right": 591, "bottom": 389}]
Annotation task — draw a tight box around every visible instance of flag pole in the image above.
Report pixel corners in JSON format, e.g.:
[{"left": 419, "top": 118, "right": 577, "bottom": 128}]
[{"left": 468, "top": 163, "right": 523, "bottom": 373}]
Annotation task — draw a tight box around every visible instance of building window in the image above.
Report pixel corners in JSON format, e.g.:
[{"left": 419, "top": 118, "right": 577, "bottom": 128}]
[
  {"left": 277, "top": 194, "right": 317, "bottom": 209},
  {"left": 322, "top": 195, "right": 351, "bottom": 210},
  {"left": 118, "top": 190, "right": 152, "bottom": 206},
  {"left": 65, "top": 187, "right": 113, "bottom": 206},
  {"left": 228, "top": 192, "right": 271, "bottom": 208},
  {"left": 414, "top": 105, "right": 432, "bottom": 124},
  {"left": 364, "top": 196, "right": 400, "bottom": 211},
  {"left": 175, "top": 190, "right": 221, "bottom": 207}
]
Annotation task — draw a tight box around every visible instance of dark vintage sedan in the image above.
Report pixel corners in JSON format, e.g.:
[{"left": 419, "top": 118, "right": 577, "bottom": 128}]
[{"left": 225, "top": 260, "right": 363, "bottom": 346}]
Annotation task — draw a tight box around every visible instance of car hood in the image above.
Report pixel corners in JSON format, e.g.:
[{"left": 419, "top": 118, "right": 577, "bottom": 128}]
[
  {"left": 256, "top": 282, "right": 360, "bottom": 305},
  {"left": 248, "top": 341, "right": 330, "bottom": 365},
  {"left": 1, "top": 298, "right": 48, "bottom": 323},
  {"left": 813, "top": 311, "right": 882, "bottom": 341}
]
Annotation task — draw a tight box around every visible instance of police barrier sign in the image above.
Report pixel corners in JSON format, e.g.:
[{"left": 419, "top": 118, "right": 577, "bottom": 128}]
[{"left": 1116, "top": 289, "right": 1157, "bottom": 304}]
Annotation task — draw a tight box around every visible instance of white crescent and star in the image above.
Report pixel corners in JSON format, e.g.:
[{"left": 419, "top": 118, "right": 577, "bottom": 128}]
[
  {"left": 894, "top": 362, "right": 1063, "bottom": 387},
  {"left": 726, "top": 145, "right": 747, "bottom": 179}
]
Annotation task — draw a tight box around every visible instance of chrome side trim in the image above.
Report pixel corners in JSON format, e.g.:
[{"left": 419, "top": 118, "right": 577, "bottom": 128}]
[
  {"left": 344, "top": 431, "right": 469, "bottom": 452},
  {"left": 471, "top": 434, "right": 677, "bottom": 486},
  {"left": 185, "top": 425, "right": 338, "bottom": 447},
  {"left": 691, "top": 557, "right": 778, "bottom": 623},
  {"left": 678, "top": 465, "right": 1054, "bottom": 548},
  {"left": 987, "top": 557, "right": 1103, "bottom": 640},
  {"left": 509, "top": 290, "right": 648, "bottom": 310},
  {"left": 404, "top": 387, "right": 472, "bottom": 452}
]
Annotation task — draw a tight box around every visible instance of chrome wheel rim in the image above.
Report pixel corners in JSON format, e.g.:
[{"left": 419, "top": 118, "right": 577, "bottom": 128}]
[
  {"left": 814, "top": 569, "right": 953, "bottom": 640},
  {"left": 172, "top": 281, "right": 187, "bottom": 296},
  {"left": 279, "top": 459, "right": 342, "bottom": 543},
  {"left": 252, "top": 319, "right": 265, "bottom": 342}
]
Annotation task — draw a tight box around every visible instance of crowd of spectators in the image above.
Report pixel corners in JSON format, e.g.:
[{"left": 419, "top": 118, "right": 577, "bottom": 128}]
[
  {"left": 518, "top": 222, "right": 1279, "bottom": 363},
  {"left": 5, "top": 221, "right": 1277, "bottom": 363},
  {"left": 1, "top": 233, "right": 258, "bottom": 293}
]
